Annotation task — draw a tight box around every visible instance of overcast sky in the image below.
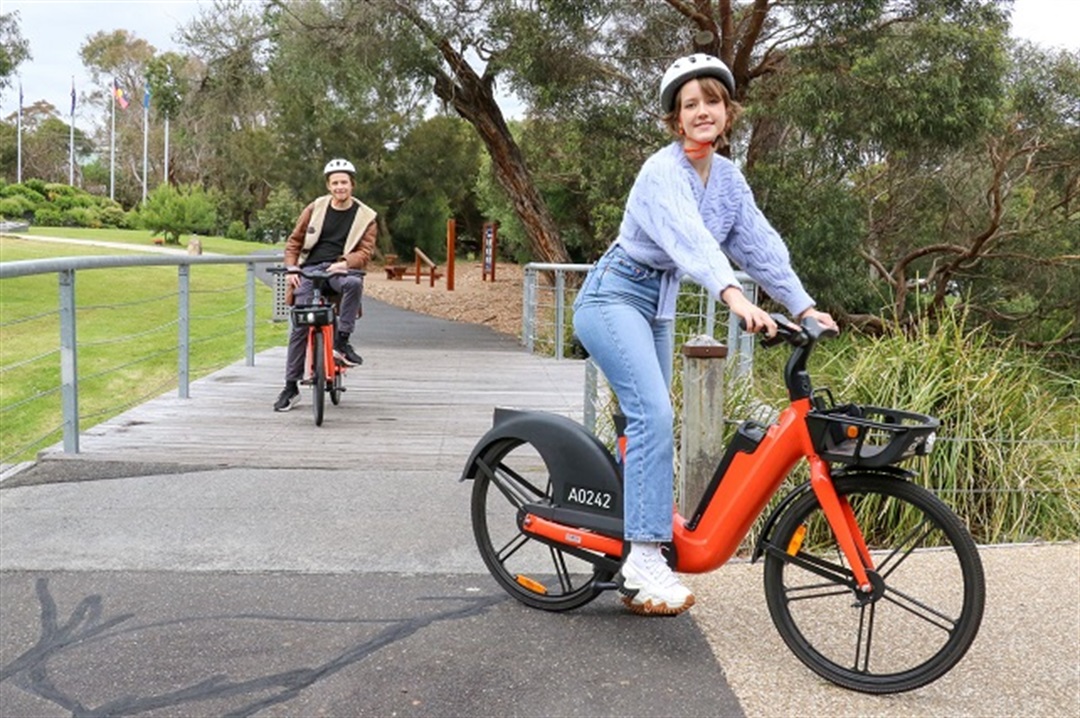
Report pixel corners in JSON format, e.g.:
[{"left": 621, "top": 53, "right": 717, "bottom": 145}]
[{"left": 2, "top": 0, "right": 1079, "bottom": 123}]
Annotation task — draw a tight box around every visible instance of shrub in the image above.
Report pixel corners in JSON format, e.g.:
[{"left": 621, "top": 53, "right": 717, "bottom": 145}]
[
  {"left": 2, "top": 183, "right": 46, "bottom": 203},
  {"left": 0, "top": 195, "right": 36, "bottom": 220},
  {"left": 140, "top": 183, "right": 218, "bottom": 244},
  {"left": 23, "top": 178, "right": 47, "bottom": 196},
  {"left": 33, "top": 208, "right": 64, "bottom": 226},
  {"left": 225, "top": 220, "right": 248, "bottom": 241},
  {"left": 98, "top": 205, "right": 130, "bottom": 229},
  {"left": 798, "top": 310, "right": 1079, "bottom": 543},
  {"left": 63, "top": 206, "right": 102, "bottom": 228}
]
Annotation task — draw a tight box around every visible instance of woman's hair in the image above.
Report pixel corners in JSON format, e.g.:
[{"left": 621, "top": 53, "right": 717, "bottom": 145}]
[{"left": 661, "top": 76, "right": 743, "bottom": 148}]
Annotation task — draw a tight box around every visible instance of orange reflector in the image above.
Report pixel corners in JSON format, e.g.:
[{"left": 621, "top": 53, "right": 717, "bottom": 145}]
[
  {"left": 846, "top": 424, "right": 859, "bottom": 439},
  {"left": 787, "top": 525, "right": 807, "bottom": 556},
  {"left": 515, "top": 575, "right": 548, "bottom": 594}
]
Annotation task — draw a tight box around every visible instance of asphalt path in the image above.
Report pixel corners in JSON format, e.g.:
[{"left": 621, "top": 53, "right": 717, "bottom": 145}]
[{"left": 0, "top": 298, "right": 743, "bottom": 718}]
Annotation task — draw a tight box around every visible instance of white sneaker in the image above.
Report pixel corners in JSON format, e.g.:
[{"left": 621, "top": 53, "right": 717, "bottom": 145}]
[{"left": 617, "top": 543, "right": 695, "bottom": 616}]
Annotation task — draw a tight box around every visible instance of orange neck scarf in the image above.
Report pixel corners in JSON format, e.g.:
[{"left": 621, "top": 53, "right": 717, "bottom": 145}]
[{"left": 683, "top": 137, "right": 715, "bottom": 160}]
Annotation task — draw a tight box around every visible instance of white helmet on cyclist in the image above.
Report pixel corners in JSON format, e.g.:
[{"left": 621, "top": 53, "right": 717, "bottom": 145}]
[
  {"left": 323, "top": 158, "right": 356, "bottom": 178},
  {"left": 659, "top": 54, "right": 736, "bottom": 113}
]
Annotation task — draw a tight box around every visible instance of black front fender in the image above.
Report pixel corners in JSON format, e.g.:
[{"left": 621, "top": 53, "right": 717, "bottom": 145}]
[{"left": 751, "top": 465, "right": 915, "bottom": 563}]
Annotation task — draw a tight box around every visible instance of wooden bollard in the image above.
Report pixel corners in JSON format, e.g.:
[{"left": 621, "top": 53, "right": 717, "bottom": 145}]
[{"left": 678, "top": 335, "right": 728, "bottom": 516}]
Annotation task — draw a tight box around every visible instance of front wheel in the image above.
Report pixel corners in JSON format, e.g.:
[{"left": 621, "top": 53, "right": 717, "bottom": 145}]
[
  {"left": 763, "top": 475, "right": 985, "bottom": 694},
  {"left": 330, "top": 367, "right": 343, "bottom": 405},
  {"left": 311, "top": 330, "right": 326, "bottom": 426},
  {"left": 471, "top": 437, "right": 616, "bottom": 611}
]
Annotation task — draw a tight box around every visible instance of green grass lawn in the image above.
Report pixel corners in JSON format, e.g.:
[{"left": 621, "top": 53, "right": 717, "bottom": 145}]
[
  {"left": 1, "top": 231, "right": 287, "bottom": 462},
  {"left": 19, "top": 226, "right": 284, "bottom": 257}
]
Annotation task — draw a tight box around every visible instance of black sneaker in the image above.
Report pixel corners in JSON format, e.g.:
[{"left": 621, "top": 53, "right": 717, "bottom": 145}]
[
  {"left": 334, "top": 340, "right": 363, "bottom": 367},
  {"left": 273, "top": 386, "right": 301, "bottom": 412}
]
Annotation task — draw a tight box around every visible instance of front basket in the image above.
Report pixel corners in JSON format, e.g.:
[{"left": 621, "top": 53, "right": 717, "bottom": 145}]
[{"left": 806, "top": 404, "right": 940, "bottom": 467}]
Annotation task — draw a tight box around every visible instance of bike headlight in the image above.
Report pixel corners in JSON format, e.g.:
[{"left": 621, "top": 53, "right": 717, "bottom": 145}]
[
  {"left": 924, "top": 432, "right": 936, "bottom": 454},
  {"left": 305, "top": 311, "right": 316, "bottom": 324}
]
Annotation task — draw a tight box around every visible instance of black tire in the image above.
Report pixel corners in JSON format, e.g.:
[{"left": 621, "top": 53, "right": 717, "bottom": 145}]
[
  {"left": 471, "top": 437, "right": 616, "bottom": 611},
  {"left": 311, "top": 331, "right": 326, "bottom": 426},
  {"left": 330, "top": 368, "right": 343, "bottom": 405},
  {"left": 763, "top": 475, "right": 985, "bottom": 694}
]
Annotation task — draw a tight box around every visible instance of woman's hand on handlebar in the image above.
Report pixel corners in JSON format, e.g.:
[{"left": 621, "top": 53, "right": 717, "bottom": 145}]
[
  {"left": 721, "top": 286, "right": 777, "bottom": 337},
  {"left": 328, "top": 260, "right": 349, "bottom": 274},
  {"left": 798, "top": 307, "right": 839, "bottom": 333}
]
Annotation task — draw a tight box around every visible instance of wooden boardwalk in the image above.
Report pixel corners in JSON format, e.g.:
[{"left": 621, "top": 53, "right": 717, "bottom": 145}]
[{"left": 37, "top": 300, "right": 586, "bottom": 471}]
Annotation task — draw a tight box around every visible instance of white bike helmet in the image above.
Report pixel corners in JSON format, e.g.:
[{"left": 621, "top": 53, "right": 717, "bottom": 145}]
[
  {"left": 323, "top": 158, "right": 356, "bottom": 178},
  {"left": 659, "top": 54, "right": 736, "bottom": 113}
]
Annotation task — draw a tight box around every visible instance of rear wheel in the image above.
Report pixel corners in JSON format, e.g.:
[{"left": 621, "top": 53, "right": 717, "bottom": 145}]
[
  {"left": 311, "top": 330, "right": 326, "bottom": 426},
  {"left": 763, "top": 475, "right": 985, "bottom": 693},
  {"left": 471, "top": 437, "right": 616, "bottom": 611}
]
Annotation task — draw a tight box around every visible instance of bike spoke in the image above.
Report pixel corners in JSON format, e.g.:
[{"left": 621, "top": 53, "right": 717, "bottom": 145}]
[
  {"left": 772, "top": 544, "right": 857, "bottom": 588},
  {"left": 876, "top": 518, "right": 935, "bottom": 579},
  {"left": 881, "top": 585, "right": 958, "bottom": 633},
  {"left": 495, "top": 531, "right": 531, "bottom": 566},
  {"left": 851, "top": 602, "right": 877, "bottom": 673},
  {"left": 784, "top": 579, "right": 852, "bottom": 603},
  {"left": 551, "top": 546, "right": 576, "bottom": 593}
]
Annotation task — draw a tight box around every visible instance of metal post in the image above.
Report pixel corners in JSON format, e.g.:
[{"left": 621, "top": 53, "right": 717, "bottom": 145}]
[
  {"left": 246, "top": 262, "right": 256, "bottom": 366},
  {"left": 58, "top": 269, "right": 79, "bottom": 453},
  {"left": 727, "top": 280, "right": 758, "bottom": 380},
  {"left": 523, "top": 266, "right": 537, "bottom": 352},
  {"left": 178, "top": 264, "right": 190, "bottom": 398},
  {"left": 554, "top": 269, "right": 566, "bottom": 359},
  {"left": 583, "top": 357, "right": 598, "bottom": 433}
]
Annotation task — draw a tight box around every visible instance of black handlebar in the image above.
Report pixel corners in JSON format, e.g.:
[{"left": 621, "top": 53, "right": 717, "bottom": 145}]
[
  {"left": 268, "top": 266, "right": 366, "bottom": 280},
  {"left": 739, "top": 314, "right": 837, "bottom": 349}
]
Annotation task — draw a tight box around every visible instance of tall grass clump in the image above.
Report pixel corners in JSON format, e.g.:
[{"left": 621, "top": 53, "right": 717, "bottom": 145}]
[{"left": 795, "top": 310, "right": 1079, "bottom": 544}]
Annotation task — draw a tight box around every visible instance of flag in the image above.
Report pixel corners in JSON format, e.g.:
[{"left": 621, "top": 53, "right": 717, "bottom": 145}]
[
  {"left": 113, "top": 78, "right": 129, "bottom": 109},
  {"left": 18, "top": 80, "right": 23, "bottom": 110},
  {"left": 71, "top": 78, "right": 76, "bottom": 116},
  {"left": 143, "top": 81, "right": 151, "bottom": 110}
]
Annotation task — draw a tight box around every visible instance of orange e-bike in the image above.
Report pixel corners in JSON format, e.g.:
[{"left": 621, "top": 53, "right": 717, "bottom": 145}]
[
  {"left": 460, "top": 315, "right": 985, "bottom": 694},
  {"left": 270, "top": 265, "right": 364, "bottom": 426}
]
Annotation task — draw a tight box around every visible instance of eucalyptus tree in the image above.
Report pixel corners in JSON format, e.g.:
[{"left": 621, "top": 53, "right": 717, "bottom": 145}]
[
  {"left": 177, "top": 0, "right": 284, "bottom": 224},
  {"left": 79, "top": 29, "right": 159, "bottom": 204},
  {"left": 0, "top": 11, "right": 30, "bottom": 95},
  {"left": 14, "top": 101, "right": 95, "bottom": 183}
]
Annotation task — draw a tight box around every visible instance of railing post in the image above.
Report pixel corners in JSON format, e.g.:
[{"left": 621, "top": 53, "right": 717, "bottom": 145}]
[
  {"left": 727, "top": 279, "right": 757, "bottom": 380},
  {"left": 522, "top": 266, "right": 537, "bottom": 352},
  {"left": 58, "top": 269, "right": 79, "bottom": 453},
  {"left": 583, "top": 357, "right": 598, "bottom": 433},
  {"left": 678, "top": 335, "right": 728, "bottom": 516},
  {"left": 246, "top": 262, "right": 256, "bottom": 366},
  {"left": 554, "top": 268, "right": 566, "bottom": 360},
  {"left": 178, "top": 264, "right": 190, "bottom": 398}
]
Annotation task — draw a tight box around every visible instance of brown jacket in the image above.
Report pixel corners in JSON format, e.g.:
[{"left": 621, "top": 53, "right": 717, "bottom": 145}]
[{"left": 284, "top": 194, "right": 377, "bottom": 307}]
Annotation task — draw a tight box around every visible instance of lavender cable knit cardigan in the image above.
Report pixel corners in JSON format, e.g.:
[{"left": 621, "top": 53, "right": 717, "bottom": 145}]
[{"left": 616, "top": 142, "right": 814, "bottom": 320}]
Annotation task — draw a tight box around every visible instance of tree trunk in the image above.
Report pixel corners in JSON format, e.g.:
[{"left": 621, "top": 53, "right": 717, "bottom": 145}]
[{"left": 394, "top": 1, "right": 570, "bottom": 265}]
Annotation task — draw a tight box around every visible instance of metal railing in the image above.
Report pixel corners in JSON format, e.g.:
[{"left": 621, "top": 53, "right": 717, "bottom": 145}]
[
  {"left": 522, "top": 261, "right": 758, "bottom": 370},
  {"left": 0, "top": 253, "right": 283, "bottom": 457}
]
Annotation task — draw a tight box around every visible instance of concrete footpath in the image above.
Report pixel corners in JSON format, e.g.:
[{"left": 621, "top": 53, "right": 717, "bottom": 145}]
[{"left": 1, "top": 297, "right": 1077, "bottom": 717}]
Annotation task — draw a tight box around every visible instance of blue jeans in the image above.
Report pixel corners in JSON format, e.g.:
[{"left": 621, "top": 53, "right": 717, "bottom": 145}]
[{"left": 572, "top": 245, "right": 675, "bottom": 542}]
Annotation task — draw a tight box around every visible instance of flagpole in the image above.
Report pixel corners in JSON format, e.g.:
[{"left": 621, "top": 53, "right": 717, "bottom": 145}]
[
  {"left": 69, "top": 77, "right": 76, "bottom": 186},
  {"left": 142, "top": 82, "right": 149, "bottom": 202},
  {"left": 16, "top": 80, "right": 23, "bottom": 184},
  {"left": 110, "top": 84, "right": 116, "bottom": 201},
  {"left": 164, "top": 116, "right": 170, "bottom": 186}
]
